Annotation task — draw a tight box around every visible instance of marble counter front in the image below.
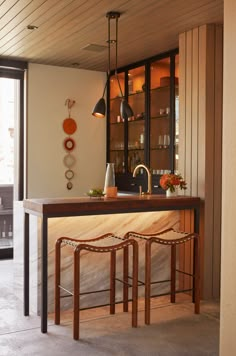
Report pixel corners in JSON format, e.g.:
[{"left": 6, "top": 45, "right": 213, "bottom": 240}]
[
  {"left": 20, "top": 195, "right": 200, "bottom": 333},
  {"left": 14, "top": 202, "right": 179, "bottom": 313}
]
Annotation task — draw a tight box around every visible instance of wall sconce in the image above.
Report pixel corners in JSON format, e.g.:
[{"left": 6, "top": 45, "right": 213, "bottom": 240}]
[{"left": 92, "top": 11, "right": 133, "bottom": 120}]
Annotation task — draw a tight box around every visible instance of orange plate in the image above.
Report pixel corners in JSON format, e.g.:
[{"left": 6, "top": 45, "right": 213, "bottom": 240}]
[{"left": 63, "top": 118, "right": 77, "bottom": 135}]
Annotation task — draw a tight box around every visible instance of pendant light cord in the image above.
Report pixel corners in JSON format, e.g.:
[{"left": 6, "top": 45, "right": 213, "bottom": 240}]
[
  {"left": 115, "top": 15, "right": 124, "bottom": 98},
  {"left": 101, "top": 15, "right": 111, "bottom": 99}
]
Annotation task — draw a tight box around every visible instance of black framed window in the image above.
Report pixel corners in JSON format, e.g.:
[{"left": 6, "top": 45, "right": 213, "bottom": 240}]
[{"left": 0, "top": 59, "right": 27, "bottom": 201}]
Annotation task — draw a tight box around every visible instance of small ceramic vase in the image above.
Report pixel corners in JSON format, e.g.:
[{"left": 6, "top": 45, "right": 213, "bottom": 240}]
[{"left": 166, "top": 188, "right": 177, "bottom": 197}]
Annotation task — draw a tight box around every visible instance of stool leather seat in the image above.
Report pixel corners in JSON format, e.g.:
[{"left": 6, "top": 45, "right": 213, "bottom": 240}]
[
  {"left": 55, "top": 233, "right": 138, "bottom": 340},
  {"left": 125, "top": 228, "right": 200, "bottom": 325}
]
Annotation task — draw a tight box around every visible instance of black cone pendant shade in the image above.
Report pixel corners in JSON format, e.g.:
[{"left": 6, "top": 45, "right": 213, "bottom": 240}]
[
  {"left": 92, "top": 11, "right": 133, "bottom": 120},
  {"left": 120, "top": 99, "right": 134, "bottom": 120},
  {"left": 92, "top": 97, "right": 106, "bottom": 118}
]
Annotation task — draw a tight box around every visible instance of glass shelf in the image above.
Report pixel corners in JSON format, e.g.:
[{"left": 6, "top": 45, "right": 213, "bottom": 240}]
[
  {"left": 110, "top": 96, "right": 123, "bottom": 101},
  {"left": 150, "top": 85, "right": 178, "bottom": 92},
  {"left": 128, "top": 118, "right": 145, "bottom": 123},
  {"left": 128, "top": 91, "right": 145, "bottom": 96},
  {"left": 110, "top": 149, "right": 125, "bottom": 152},
  {"left": 151, "top": 145, "right": 170, "bottom": 150},
  {"left": 128, "top": 148, "right": 144, "bottom": 152},
  {"left": 110, "top": 122, "right": 124, "bottom": 125},
  {"left": 151, "top": 115, "right": 169, "bottom": 120}
]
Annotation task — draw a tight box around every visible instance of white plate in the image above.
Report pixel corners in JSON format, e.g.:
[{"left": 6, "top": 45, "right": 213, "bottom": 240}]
[{"left": 63, "top": 154, "right": 76, "bottom": 168}]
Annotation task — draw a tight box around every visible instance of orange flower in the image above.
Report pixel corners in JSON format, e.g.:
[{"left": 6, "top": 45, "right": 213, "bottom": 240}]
[{"left": 160, "top": 173, "right": 187, "bottom": 192}]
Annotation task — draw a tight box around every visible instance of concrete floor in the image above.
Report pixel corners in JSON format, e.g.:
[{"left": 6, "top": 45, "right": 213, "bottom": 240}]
[{"left": 0, "top": 259, "right": 219, "bottom": 356}]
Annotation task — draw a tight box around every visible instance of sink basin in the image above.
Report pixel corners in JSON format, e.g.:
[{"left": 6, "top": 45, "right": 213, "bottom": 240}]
[{"left": 118, "top": 191, "right": 139, "bottom": 196}]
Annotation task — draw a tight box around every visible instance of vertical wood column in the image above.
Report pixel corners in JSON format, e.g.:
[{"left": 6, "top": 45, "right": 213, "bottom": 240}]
[{"left": 179, "top": 24, "right": 223, "bottom": 299}]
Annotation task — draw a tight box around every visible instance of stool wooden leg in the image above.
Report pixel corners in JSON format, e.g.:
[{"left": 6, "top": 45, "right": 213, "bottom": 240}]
[
  {"left": 123, "top": 245, "right": 129, "bottom": 312},
  {"left": 55, "top": 240, "right": 61, "bottom": 325},
  {"left": 110, "top": 250, "right": 116, "bottom": 314},
  {"left": 171, "top": 245, "right": 176, "bottom": 303},
  {"left": 132, "top": 242, "right": 138, "bottom": 327},
  {"left": 194, "top": 237, "right": 200, "bottom": 314},
  {"left": 145, "top": 240, "right": 152, "bottom": 325},
  {"left": 73, "top": 248, "right": 80, "bottom": 340}
]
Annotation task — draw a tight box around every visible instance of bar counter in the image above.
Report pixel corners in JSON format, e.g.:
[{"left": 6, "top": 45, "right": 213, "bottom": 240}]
[{"left": 23, "top": 194, "right": 201, "bottom": 334}]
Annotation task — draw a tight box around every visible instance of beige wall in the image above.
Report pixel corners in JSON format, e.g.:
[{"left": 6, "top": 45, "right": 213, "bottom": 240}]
[
  {"left": 220, "top": 0, "right": 236, "bottom": 354},
  {"left": 27, "top": 63, "right": 106, "bottom": 198}
]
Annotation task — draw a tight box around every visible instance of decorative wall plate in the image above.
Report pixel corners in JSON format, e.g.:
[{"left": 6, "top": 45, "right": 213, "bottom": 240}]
[
  {"left": 63, "top": 118, "right": 77, "bottom": 135},
  {"left": 64, "top": 137, "right": 75, "bottom": 151},
  {"left": 63, "top": 154, "right": 76, "bottom": 167},
  {"left": 67, "top": 181, "right": 73, "bottom": 190},
  {"left": 65, "top": 169, "right": 74, "bottom": 180}
]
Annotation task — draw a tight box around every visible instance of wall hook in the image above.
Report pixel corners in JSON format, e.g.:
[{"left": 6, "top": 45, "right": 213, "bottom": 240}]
[{"left": 65, "top": 98, "right": 76, "bottom": 117}]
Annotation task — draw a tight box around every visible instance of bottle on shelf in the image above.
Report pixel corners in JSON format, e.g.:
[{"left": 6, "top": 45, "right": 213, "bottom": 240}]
[
  {"left": 2, "top": 220, "right": 6, "bottom": 238},
  {"left": 135, "top": 152, "right": 141, "bottom": 165},
  {"left": 139, "top": 129, "right": 144, "bottom": 149},
  {"left": 128, "top": 79, "right": 133, "bottom": 94},
  {"left": 8, "top": 224, "right": 13, "bottom": 238}
]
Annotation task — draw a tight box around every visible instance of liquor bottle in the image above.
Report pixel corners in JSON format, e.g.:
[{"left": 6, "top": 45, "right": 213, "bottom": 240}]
[
  {"left": 140, "top": 128, "right": 145, "bottom": 149},
  {"left": 8, "top": 224, "right": 13, "bottom": 238},
  {"left": 2, "top": 220, "right": 6, "bottom": 238}
]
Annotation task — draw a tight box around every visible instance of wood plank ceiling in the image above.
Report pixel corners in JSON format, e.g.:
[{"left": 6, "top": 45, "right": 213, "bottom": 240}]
[{"left": 0, "top": 0, "right": 223, "bottom": 72}]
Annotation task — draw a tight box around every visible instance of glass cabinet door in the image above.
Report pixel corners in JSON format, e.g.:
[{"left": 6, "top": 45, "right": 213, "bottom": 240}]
[
  {"left": 107, "top": 49, "right": 179, "bottom": 194},
  {"left": 109, "top": 72, "right": 125, "bottom": 173},
  {"left": 150, "top": 57, "right": 173, "bottom": 174},
  {"left": 127, "top": 66, "right": 145, "bottom": 173},
  {"left": 174, "top": 54, "right": 179, "bottom": 172}
]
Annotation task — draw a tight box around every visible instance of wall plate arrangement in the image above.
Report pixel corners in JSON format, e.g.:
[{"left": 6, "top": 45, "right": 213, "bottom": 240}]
[
  {"left": 64, "top": 137, "right": 75, "bottom": 151},
  {"left": 63, "top": 98, "right": 77, "bottom": 190}
]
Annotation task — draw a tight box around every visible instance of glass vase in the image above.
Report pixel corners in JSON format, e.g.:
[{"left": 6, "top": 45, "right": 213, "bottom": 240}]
[{"left": 104, "top": 163, "right": 115, "bottom": 193}]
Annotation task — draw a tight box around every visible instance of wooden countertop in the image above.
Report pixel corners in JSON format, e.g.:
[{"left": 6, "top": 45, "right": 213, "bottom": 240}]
[{"left": 23, "top": 195, "right": 201, "bottom": 218}]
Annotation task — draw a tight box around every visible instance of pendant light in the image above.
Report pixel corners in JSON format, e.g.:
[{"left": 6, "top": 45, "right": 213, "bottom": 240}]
[{"left": 92, "top": 11, "right": 133, "bottom": 120}]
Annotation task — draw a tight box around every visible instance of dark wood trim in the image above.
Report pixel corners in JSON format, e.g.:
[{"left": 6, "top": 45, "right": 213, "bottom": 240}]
[
  {"left": 145, "top": 62, "right": 150, "bottom": 166},
  {"left": 0, "top": 58, "right": 28, "bottom": 70},
  {"left": 170, "top": 52, "right": 176, "bottom": 173},
  {"left": 23, "top": 195, "right": 201, "bottom": 217},
  {"left": 111, "top": 48, "right": 179, "bottom": 75},
  {"left": 107, "top": 48, "right": 179, "bottom": 192},
  {"left": 19, "top": 77, "right": 25, "bottom": 200},
  {"left": 0, "top": 59, "right": 26, "bottom": 201},
  {"left": 0, "top": 248, "right": 13, "bottom": 259}
]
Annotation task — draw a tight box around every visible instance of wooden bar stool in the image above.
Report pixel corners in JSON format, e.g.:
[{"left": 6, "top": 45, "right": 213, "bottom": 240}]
[
  {"left": 55, "top": 233, "right": 138, "bottom": 340},
  {"left": 124, "top": 228, "right": 200, "bottom": 325}
]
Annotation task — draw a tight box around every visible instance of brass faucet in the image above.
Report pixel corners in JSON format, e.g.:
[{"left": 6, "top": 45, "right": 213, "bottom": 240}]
[{"left": 133, "top": 164, "right": 152, "bottom": 195}]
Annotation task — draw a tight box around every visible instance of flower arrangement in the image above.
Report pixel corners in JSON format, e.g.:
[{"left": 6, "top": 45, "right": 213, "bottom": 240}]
[{"left": 160, "top": 173, "right": 187, "bottom": 193}]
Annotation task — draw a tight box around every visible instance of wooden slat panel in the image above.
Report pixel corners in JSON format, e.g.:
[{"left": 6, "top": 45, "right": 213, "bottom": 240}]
[
  {"left": 179, "top": 32, "right": 186, "bottom": 182},
  {"left": 0, "top": 0, "right": 66, "bottom": 50},
  {"left": 0, "top": 0, "right": 223, "bottom": 71},
  {"left": 212, "top": 25, "right": 223, "bottom": 298},
  {"left": 185, "top": 30, "right": 193, "bottom": 195},
  {"left": 191, "top": 27, "right": 199, "bottom": 196},
  {"left": 198, "top": 25, "right": 206, "bottom": 199},
  {"left": 204, "top": 24, "right": 215, "bottom": 299},
  {"left": 178, "top": 24, "right": 223, "bottom": 299},
  {"left": 199, "top": 203, "right": 205, "bottom": 296},
  {"left": 0, "top": 0, "right": 46, "bottom": 34},
  {"left": 183, "top": 210, "right": 193, "bottom": 290},
  {"left": 0, "top": 0, "right": 32, "bottom": 26},
  {"left": 1, "top": 0, "right": 100, "bottom": 55},
  {"left": 39, "top": 1, "right": 223, "bottom": 68},
  {"left": 198, "top": 24, "right": 208, "bottom": 296},
  {"left": 179, "top": 211, "right": 186, "bottom": 288}
]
